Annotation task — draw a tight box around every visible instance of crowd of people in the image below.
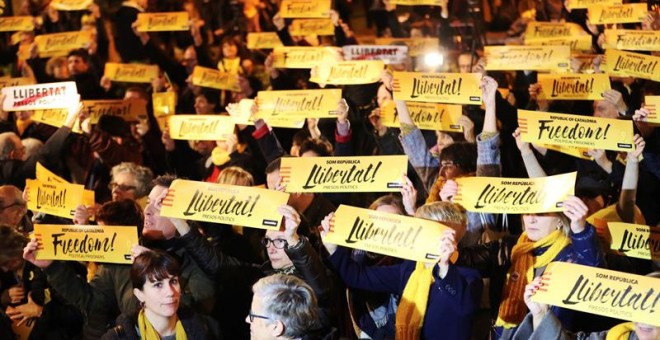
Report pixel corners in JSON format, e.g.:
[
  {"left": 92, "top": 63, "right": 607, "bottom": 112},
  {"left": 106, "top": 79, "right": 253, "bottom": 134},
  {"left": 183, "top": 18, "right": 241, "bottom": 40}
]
[{"left": 0, "top": 0, "right": 659, "bottom": 339}]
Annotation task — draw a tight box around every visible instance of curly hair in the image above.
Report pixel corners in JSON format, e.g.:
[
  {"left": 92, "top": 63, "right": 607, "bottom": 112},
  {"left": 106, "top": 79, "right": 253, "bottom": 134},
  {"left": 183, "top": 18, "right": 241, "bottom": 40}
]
[{"left": 111, "top": 162, "right": 154, "bottom": 198}]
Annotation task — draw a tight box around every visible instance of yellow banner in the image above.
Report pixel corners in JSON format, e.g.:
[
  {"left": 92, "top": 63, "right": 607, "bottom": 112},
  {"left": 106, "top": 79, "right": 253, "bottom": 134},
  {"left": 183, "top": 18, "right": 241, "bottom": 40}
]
[
  {"left": 588, "top": 4, "right": 647, "bottom": 24},
  {"left": 392, "top": 72, "right": 482, "bottom": 105},
  {"left": 25, "top": 179, "right": 84, "bottom": 219},
  {"left": 537, "top": 74, "right": 611, "bottom": 100},
  {"left": 153, "top": 91, "right": 176, "bottom": 131},
  {"left": 50, "top": 0, "right": 93, "bottom": 10},
  {"left": 280, "top": 0, "right": 331, "bottom": 18},
  {"left": 374, "top": 37, "right": 438, "bottom": 57},
  {"left": 247, "top": 32, "right": 284, "bottom": 49},
  {"left": 190, "top": 66, "right": 240, "bottom": 91},
  {"left": 1, "top": 81, "right": 78, "bottom": 111},
  {"left": 35, "top": 31, "right": 92, "bottom": 54},
  {"left": 167, "top": 115, "right": 235, "bottom": 141},
  {"left": 566, "top": 0, "right": 621, "bottom": 10},
  {"left": 604, "top": 30, "right": 660, "bottom": 51},
  {"left": 272, "top": 46, "right": 341, "bottom": 69},
  {"left": 228, "top": 99, "right": 306, "bottom": 129},
  {"left": 518, "top": 109, "right": 634, "bottom": 152},
  {"left": 0, "top": 17, "right": 34, "bottom": 32},
  {"left": 34, "top": 224, "right": 138, "bottom": 264},
  {"left": 644, "top": 96, "right": 660, "bottom": 124},
  {"left": 310, "top": 60, "right": 384, "bottom": 85},
  {"left": 453, "top": 172, "right": 576, "bottom": 213},
  {"left": 525, "top": 35, "right": 593, "bottom": 51},
  {"left": 608, "top": 222, "right": 660, "bottom": 260},
  {"left": 380, "top": 100, "right": 463, "bottom": 132},
  {"left": 280, "top": 155, "right": 408, "bottom": 193},
  {"left": 160, "top": 179, "right": 290, "bottom": 230},
  {"left": 83, "top": 99, "right": 148, "bottom": 123},
  {"left": 605, "top": 49, "right": 660, "bottom": 82},
  {"left": 289, "top": 19, "right": 335, "bottom": 36},
  {"left": 103, "top": 63, "right": 159, "bottom": 83},
  {"left": 136, "top": 12, "right": 189, "bottom": 32},
  {"left": 0, "top": 77, "right": 34, "bottom": 88},
  {"left": 485, "top": 45, "right": 571, "bottom": 71},
  {"left": 327, "top": 205, "right": 451, "bottom": 263},
  {"left": 524, "top": 22, "right": 585, "bottom": 39},
  {"left": 257, "top": 89, "right": 342, "bottom": 118},
  {"left": 31, "top": 109, "right": 68, "bottom": 128},
  {"left": 36, "top": 162, "right": 95, "bottom": 207},
  {"left": 532, "top": 262, "right": 660, "bottom": 326}
]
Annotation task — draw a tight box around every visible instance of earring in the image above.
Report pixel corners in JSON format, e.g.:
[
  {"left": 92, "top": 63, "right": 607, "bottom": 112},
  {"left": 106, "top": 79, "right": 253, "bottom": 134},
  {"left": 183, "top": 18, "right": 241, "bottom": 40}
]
[{"left": 139, "top": 300, "right": 145, "bottom": 308}]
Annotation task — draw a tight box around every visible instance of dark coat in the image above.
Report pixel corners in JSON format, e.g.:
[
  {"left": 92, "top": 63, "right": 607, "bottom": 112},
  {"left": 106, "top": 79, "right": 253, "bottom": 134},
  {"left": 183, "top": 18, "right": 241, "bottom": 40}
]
[{"left": 101, "top": 306, "right": 218, "bottom": 340}]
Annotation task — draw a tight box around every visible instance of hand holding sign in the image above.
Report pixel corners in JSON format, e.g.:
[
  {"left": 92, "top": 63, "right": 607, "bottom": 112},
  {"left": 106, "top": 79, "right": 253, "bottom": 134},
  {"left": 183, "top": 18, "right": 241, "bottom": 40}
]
[
  {"left": 278, "top": 205, "right": 301, "bottom": 247},
  {"left": 400, "top": 174, "right": 417, "bottom": 216},
  {"left": 437, "top": 229, "right": 456, "bottom": 278},
  {"left": 320, "top": 212, "right": 337, "bottom": 255},
  {"left": 23, "top": 238, "right": 52, "bottom": 269},
  {"left": 562, "top": 196, "right": 589, "bottom": 233},
  {"left": 523, "top": 276, "right": 549, "bottom": 318},
  {"left": 603, "top": 89, "right": 627, "bottom": 114},
  {"left": 513, "top": 127, "right": 532, "bottom": 155},
  {"left": 629, "top": 134, "right": 645, "bottom": 161},
  {"left": 439, "top": 179, "right": 458, "bottom": 202}
]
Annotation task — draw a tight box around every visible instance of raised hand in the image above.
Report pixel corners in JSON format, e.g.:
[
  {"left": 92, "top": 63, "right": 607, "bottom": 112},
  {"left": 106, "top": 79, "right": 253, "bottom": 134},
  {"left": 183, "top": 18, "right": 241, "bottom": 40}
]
[
  {"left": 23, "top": 238, "right": 52, "bottom": 269},
  {"left": 512, "top": 127, "right": 531, "bottom": 154},
  {"left": 437, "top": 229, "right": 457, "bottom": 278},
  {"left": 320, "top": 212, "right": 338, "bottom": 255},
  {"left": 278, "top": 205, "right": 301, "bottom": 246},
  {"left": 400, "top": 174, "right": 417, "bottom": 216},
  {"left": 524, "top": 276, "right": 549, "bottom": 317},
  {"left": 562, "top": 196, "right": 589, "bottom": 234},
  {"left": 72, "top": 204, "right": 90, "bottom": 225},
  {"left": 439, "top": 179, "right": 458, "bottom": 202},
  {"left": 629, "top": 134, "right": 645, "bottom": 161}
]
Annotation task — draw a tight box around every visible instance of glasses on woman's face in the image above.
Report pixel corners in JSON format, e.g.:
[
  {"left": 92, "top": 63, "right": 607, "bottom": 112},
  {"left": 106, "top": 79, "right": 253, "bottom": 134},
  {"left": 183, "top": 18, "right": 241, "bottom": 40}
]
[
  {"left": 260, "top": 237, "right": 288, "bottom": 249},
  {"left": 108, "top": 182, "right": 137, "bottom": 192},
  {"left": 247, "top": 312, "right": 270, "bottom": 323}
]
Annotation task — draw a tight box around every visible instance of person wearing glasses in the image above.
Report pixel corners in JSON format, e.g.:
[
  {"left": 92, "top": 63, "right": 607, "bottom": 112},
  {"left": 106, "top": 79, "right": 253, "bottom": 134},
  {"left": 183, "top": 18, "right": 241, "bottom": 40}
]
[{"left": 247, "top": 274, "right": 324, "bottom": 340}]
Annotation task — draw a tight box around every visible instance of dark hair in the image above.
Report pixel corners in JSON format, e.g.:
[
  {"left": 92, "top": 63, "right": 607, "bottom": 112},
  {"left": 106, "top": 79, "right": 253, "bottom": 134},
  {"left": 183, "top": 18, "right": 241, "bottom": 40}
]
[
  {"left": 0, "top": 225, "right": 28, "bottom": 266},
  {"left": 440, "top": 142, "right": 477, "bottom": 173},
  {"left": 265, "top": 158, "right": 282, "bottom": 175},
  {"left": 131, "top": 250, "right": 181, "bottom": 290},
  {"left": 67, "top": 48, "right": 90, "bottom": 63},
  {"left": 292, "top": 130, "right": 312, "bottom": 147},
  {"left": 196, "top": 88, "right": 220, "bottom": 109},
  {"left": 152, "top": 174, "right": 177, "bottom": 188},
  {"left": 96, "top": 199, "right": 145, "bottom": 236},
  {"left": 125, "top": 86, "right": 149, "bottom": 101},
  {"left": 299, "top": 139, "right": 333, "bottom": 157}
]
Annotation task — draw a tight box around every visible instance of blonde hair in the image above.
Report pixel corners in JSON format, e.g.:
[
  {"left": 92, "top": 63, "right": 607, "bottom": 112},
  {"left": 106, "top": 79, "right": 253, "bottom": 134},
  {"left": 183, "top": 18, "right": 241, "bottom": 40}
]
[
  {"left": 415, "top": 201, "right": 467, "bottom": 240},
  {"left": 368, "top": 195, "right": 404, "bottom": 214},
  {"left": 216, "top": 166, "right": 254, "bottom": 186}
]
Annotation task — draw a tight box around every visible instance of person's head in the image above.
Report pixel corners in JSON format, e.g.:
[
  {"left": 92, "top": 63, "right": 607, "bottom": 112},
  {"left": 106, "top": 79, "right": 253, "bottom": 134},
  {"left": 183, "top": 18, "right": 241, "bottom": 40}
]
[
  {"left": 435, "top": 130, "right": 465, "bottom": 153},
  {"left": 131, "top": 250, "right": 182, "bottom": 321},
  {"left": 0, "top": 185, "right": 27, "bottom": 227},
  {"left": 0, "top": 132, "right": 25, "bottom": 161},
  {"left": 0, "top": 225, "right": 28, "bottom": 272},
  {"left": 457, "top": 52, "right": 478, "bottom": 74},
  {"left": 247, "top": 274, "right": 321, "bottom": 340},
  {"left": 415, "top": 201, "right": 468, "bottom": 242},
  {"left": 593, "top": 99, "right": 619, "bottom": 119},
  {"left": 439, "top": 142, "right": 477, "bottom": 179},
  {"left": 377, "top": 84, "right": 393, "bottom": 108},
  {"left": 522, "top": 212, "right": 571, "bottom": 241},
  {"left": 217, "top": 166, "right": 254, "bottom": 186},
  {"left": 221, "top": 36, "right": 239, "bottom": 59},
  {"left": 194, "top": 90, "right": 219, "bottom": 114},
  {"left": 110, "top": 162, "right": 154, "bottom": 201},
  {"left": 368, "top": 195, "right": 405, "bottom": 215},
  {"left": 21, "top": 138, "right": 43, "bottom": 161},
  {"left": 263, "top": 228, "right": 293, "bottom": 270},
  {"left": 143, "top": 175, "right": 177, "bottom": 240},
  {"left": 96, "top": 199, "right": 145, "bottom": 235},
  {"left": 265, "top": 158, "right": 282, "bottom": 190},
  {"left": 124, "top": 86, "right": 149, "bottom": 101},
  {"left": 46, "top": 56, "right": 69, "bottom": 79},
  {"left": 290, "top": 131, "right": 311, "bottom": 157},
  {"left": 181, "top": 46, "right": 198, "bottom": 74},
  {"left": 299, "top": 139, "right": 333, "bottom": 157},
  {"left": 67, "top": 48, "right": 90, "bottom": 75},
  {"left": 633, "top": 272, "right": 660, "bottom": 340}
]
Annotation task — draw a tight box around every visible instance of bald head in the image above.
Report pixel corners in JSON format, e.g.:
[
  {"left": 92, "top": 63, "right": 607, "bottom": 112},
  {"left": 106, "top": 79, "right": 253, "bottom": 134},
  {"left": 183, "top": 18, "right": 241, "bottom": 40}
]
[
  {"left": 0, "top": 185, "right": 27, "bottom": 227},
  {"left": 0, "top": 132, "right": 23, "bottom": 161}
]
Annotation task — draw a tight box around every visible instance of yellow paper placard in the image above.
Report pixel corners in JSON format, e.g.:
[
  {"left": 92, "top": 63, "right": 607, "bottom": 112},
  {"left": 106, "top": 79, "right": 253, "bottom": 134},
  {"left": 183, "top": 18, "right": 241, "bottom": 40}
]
[
  {"left": 392, "top": 72, "right": 482, "bottom": 105},
  {"left": 227, "top": 99, "right": 306, "bottom": 129},
  {"left": 380, "top": 100, "right": 463, "bottom": 132},
  {"left": 191, "top": 66, "right": 240, "bottom": 91},
  {"left": 1, "top": 81, "right": 78, "bottom": 111},
  {"left": 167, "top": 115, "right": 235, "bottom": 141},
  {"left": 531, "top": 262, "right": 660, "bottom": 326},
  {"left": 327, "top": 205, "right": 451, "bottom": 263},
  {"left": 289, "top": 19, "right": 334, "bottom": 36},
  {"left": 247, "top": 32, "right": 284, "bottom": 49},
  {"left": 103, "top": 63, "right": 159, "bottom": 83},
  {"left": 608, "top": 222, "right": 660, "bottom": 260},
  {"left": 82, "top": 99, "right": 148, "bottom": 123},
  {"left": 310, "top": 60, "right": 384, "bottom": 85},
  {"left": 136, "top": 12, "right": 189, "bottom": 32},
  {"left": 160, "top": 179, "right": 290, "bottom": 230},
  {"left": 485, "top": 45, "right": 571, "bottom": 71},
  {"left": 604, "top": 30, "right": 660, "bottom": 51},
  {"left": 518, "top": 109, "right": 634, "bottom": 152},
  {"left": 0, "top": 17, "right": 34, "bottom": 32},
  {"left": 35, "top": 31, "right": 92, "bottom": 54},
  {"left": 524, "top": 22, "right": 585, "bottom": 39},
  {"left": 453, "top": 172, "right": 576, "bottom": 213},
  {"left": 644, "top": 96, "right": 660, "bottom": 124},
  {"left": 0, "top": 77, "right": 35, "bottom": 88},
  {"left": 525, "top": 35, "right": 593, "bottom": 51},
  {"left": 272, "top": 46, "right": 341, "bottom": 69},
  {"left": 31, "top": 109, "right": 68, "bottom": 128},
  {"left": 35, "top": 162, "right": 95, "bottom": 207},
  {"left": 34, "top": 224, "right": 138, "bottom": 264},
  {"left": 280, "top": 0, "right": 331, "bottom": 18},
  {"left": 375, "top": 37, "right": 438, "bottom": 57},
  {"left": 540, "top": 144, "right": 593, "bottom": 160},
  {"left": 257, "top": 89, "right": 342, "bottom": 118},
  {"left": 25, "top": 179, "right": 84, "bottom": 219},
  {"left": 605, "top": 49, "right": 660, "bottom": 82},
  {"left": 390, "top": 0, "right": 445, "bottom": 5},
  {"left": 566, "top": 0, "right": 621, "bottom": 10},
  {"left": 153, "top": 91, "right": 176, "bottom": 131},
  {"left": 537, "top": 74, "right": 611, "bottom": 100},
  {"left": 280, "top": 155, "right": 408, "bottom": 193},
  {"left": 588, "top": 4, "right": 647, "bottom": 25},
  {"left": 50, "top": 0, "right": 93, "bottom": 11}
]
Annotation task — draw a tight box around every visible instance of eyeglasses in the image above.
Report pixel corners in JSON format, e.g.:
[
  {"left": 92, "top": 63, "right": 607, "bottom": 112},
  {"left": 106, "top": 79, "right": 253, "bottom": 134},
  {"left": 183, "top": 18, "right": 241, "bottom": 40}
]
[
  {"left": 0, "top": 202, "right": 26, "bottom": 211},
  {"left": 247, "top": 312, "right": 270, "bottom": 323},
  {"left": 108, "top": 182, "right": 137, "bottom": 192},
  {"left": 260, "top": 237, "right": 288, "bottom": 249}
]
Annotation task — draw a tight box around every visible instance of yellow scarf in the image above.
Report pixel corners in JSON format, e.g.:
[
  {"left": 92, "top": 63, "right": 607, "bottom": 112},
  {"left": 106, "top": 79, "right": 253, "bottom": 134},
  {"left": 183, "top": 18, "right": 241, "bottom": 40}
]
[
  {"left": 606, "top": 322, "right": 635, "bottom": 340},
  {"left": 495, "top": 230, "right": 570, "bottom": 328},
  {"left": 395, "top": 262, "right": 435, "bottom": 340},
  {"left": 137, "top": 309, "right": 188, "bottom": 340}
]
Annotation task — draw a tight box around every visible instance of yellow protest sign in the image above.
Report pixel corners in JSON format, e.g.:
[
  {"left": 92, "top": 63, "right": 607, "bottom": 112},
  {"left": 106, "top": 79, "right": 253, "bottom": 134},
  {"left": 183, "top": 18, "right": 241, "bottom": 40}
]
[
  {"left": 31, "top": 109, "right": 68, "bottom": 128},
  {"left": 227, "top": 99, "right": 306, "bottom": 129},
  {"left": 104, "top": 63, "right": 159, "bottom": 83},
  {"left": 272, "top": 46, "right": 341, "bottom": 69},
  {"left": 280, "top": 155, "right": 408, "bottom": 193},
  {"left": 644, "top": 96, "right": 660, "bottom": 124},
  {"left": 604, "top": 30, "right": 660, "bottom": 51},
  {"left": 342, "top": 45, "right": 408, "bottom": 65},
  {"left": 453, "top": 172, "right": 576, "bottom": 213},
  {"left": 35, "top": 162, "right": 95, "bottom": 207},
  {"left": 167, "top": 115, "right": 235, "bottom": 141},
  {"left": 392, "top": 72, "right": 482, "bottom": 105},
  {"left": 257, "top": 89, "right": 342, "bottom": 118},
  {"left": 540, "top": 144, "right": 593, "bottom": 160},
  {"left": 485, "top": 45, "right": 571, "bottom": 71},
  {"left": 605, "top": 50, "right": 660, "bottom": 82},
  {"left": 525, "top": 35, "right": 593, "bottom": 51},
  {"left": 280, "top": 0, "right": 331, "bottom": 18},
  {"left": 160, "top": 179, "right": 290, "bottom": 230},
  {"left": 327, "top": 205, "right": 451, "bottom": 263},
  {"left": 153, "top": 91, "right": 176, "bottom": 131},
  {"left": 537, "top": 74, "right": 611, "bottom": 100},
  {"left": 35, "top": 31, "right": 93, "bottom": 54},
  {"left": 518, "top": 109, "right": 634, "bottom": 152},
  {"left": 81, "top": 99, "right": 148, "bottom": 123},
  {"left": 34, "top": 224, "right": 138, "bottom": 264},
  {"left": 608, "top": 222, "right": 660, "bottom": 260},
  {"left": 532, "top": 262, "right": 660, "bottom": 326},
  {"left": 136, "top": 12, "right": 189, "bottom": 32},
  {"left": 25, "top": 179, "right": 84, "bottom": 219},
  {"left": 375, "top": 37, "right": 438, "bottom": 57},
  {"left": 566, "top": 0, "right": 621, "bottom": 9},
  {"left": 191, "top": 66, "right": 240, "bottom": 91},
  {"left": 0, "top": 77, "right": 34, "bottom": 88},
  {"left": 310, "top": 60, "right": 384, "bottom": 85},
  {"left": 524, "top": 22, "right": 585, "bottom": 39},
  {"left": 247, "top": 32, "right": 284, "bottom": 49},
  {"left": 588, "top": 3, "right": 647, "bottom": 25},
  {"left": 1, "top": 81, "right": 78, "bottom": 111},
  {"left": 380, "top": 100, "right": 463, "bottom": 132},
  {"left": 289, "top": 19, "right": 334, "bottom": 36},
  {"left": 265, "top": 115, "right": 305, "bottom": 129},
  {"left": 390, "top": 0, "right": 445, "bottom": 4},
  {"left": 50, "top": 0, "right": 93, "bottom": 10},
  {"left": 0, "top": 17, "right": 34, "bottom": 32}
]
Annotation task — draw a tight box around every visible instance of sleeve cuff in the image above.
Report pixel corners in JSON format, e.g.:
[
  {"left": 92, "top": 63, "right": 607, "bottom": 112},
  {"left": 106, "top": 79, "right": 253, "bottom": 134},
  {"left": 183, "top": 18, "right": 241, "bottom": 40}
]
[
  {"left": 335, "top": 128, "right": 352, "bottom": 143},
  {"left": 252, "top": 124, "right": 270, "bottom": 140}
]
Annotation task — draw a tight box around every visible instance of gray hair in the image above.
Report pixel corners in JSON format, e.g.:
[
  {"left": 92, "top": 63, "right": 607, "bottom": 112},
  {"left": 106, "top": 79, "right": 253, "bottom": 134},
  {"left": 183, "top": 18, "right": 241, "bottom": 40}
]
[
  {"left": 21, "top": 138, "right": 44, "bottom": 161},
  {"left": 111, "top": 162, "right": 154, "bottom": 198},
  {"left": 252, "top": 274, "right": 322, "bottom": 338}
]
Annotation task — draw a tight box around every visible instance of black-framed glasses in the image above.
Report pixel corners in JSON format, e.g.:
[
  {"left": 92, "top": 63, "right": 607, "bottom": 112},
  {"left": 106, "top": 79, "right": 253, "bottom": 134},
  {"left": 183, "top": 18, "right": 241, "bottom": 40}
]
[
  {"left": 247, "top": 312, "right": 270, "bottom": 323},
  {"left": 0, "top": 202, "right": 25, "bottom": 211},
  {"left": 108, "top": 182, "right": 137, "bottom": 192},
  {"left": 260, "top": 237, "right": 288, "bottom": 249}
]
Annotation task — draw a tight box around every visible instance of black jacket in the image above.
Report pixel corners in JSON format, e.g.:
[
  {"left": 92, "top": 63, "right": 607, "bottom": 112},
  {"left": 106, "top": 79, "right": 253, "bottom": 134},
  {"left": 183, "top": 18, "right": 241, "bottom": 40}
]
[{"left": 101, "top": 306, "right": 218, "bottom": 340}]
